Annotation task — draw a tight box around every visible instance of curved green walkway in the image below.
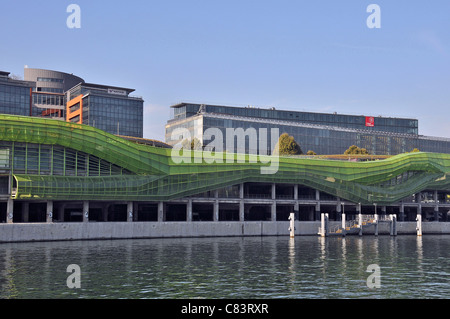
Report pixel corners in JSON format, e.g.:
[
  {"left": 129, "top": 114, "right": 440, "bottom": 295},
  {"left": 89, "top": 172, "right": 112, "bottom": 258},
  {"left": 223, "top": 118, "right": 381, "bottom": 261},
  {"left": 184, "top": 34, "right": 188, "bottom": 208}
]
[{"left": 0, "top": 114, "right": 449, "bottom": 204}]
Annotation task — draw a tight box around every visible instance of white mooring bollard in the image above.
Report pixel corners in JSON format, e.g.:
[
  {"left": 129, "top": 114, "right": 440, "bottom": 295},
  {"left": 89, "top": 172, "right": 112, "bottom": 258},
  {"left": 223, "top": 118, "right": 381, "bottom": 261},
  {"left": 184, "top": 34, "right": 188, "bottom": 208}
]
[{"left": 288, "top": 212, "right": 295, "bottom": 238}]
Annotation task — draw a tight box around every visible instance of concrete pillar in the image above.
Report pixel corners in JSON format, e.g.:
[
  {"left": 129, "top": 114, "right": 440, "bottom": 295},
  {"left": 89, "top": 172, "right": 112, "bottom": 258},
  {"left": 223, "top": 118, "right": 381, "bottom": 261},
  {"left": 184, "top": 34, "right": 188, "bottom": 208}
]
[
  {"left": 416, "top": 205, "right": 422, "bottom": 236},
  {"left": 213, "top": 200, "right": 219, "bottom": 222},
  {"left": 294, "top": 185, "right": 298, "bottom": 200},
  {"left": 83, "top": 201, "right": 89, "bottom": 223},
  {"left": 239, "top": 183, "right": 244, "bottom": 199},
  {"left": 158, "top": 201, "right": 164, "bottom": 222},
  {"left": 187, "top": 199, "right": 192, "bottom": 222},
  {"left": 315, "top": 202, "right": 321, "bottom": 221},
  {"left": 271, "top": 183, "right": 276, "bottom": 200},
  {"left": 127, "top": 201, "right": 133, "bottom": 222},
  {"left": 271, "top": 201, "right": 276, "bottom": 221},
  {"left": 6, "top": 198, "right": 13, "bottom": 224},
  {"left": 22, "top": 202, "right": 29, "bottom": 223},
  {"left": 341, "top": 204, "right": 346, "bottom": 231},
  {"left": 46, "top": 200, "right": 53, "bottom": 223},
  {"left": 239, "top": 200, "right": 244, "bottom": 222}
]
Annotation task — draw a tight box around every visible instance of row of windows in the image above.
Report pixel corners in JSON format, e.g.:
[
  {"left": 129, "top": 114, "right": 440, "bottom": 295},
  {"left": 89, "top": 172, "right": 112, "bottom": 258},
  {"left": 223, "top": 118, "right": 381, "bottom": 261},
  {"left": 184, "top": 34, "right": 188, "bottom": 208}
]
[
  {"left": 173, "top": 104, "right": 419, "bottom": 134},
  {"left": 36, "top": 87, "right": 64, "bottom": 93},
  {"left": 37, "top": 77, "right": 64, "bottom": 83},
  {"left": 33, "top": 93, "right": 65, "bottom": 106},
  {"left": 0, "top": 83, "right": 31, "bottom": 94},
  {"left": 166, "top": 116, "right": 450, "bottom": 155}
]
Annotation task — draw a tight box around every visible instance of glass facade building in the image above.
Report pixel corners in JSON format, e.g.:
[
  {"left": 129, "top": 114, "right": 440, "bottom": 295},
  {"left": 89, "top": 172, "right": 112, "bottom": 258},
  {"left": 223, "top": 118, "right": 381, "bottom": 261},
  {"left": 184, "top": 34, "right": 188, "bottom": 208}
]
[
  {"left": 66, "top": 83, "right": 144, "bottom": 138},
  {"left": 165, "top": 103, "right": 450, "bottom": 155},
  {"left": 1, "top": 68, "right": 144, "bottom": 138},
  {"left": 0, "top": 71, "right": 34, "bottom": 116}
]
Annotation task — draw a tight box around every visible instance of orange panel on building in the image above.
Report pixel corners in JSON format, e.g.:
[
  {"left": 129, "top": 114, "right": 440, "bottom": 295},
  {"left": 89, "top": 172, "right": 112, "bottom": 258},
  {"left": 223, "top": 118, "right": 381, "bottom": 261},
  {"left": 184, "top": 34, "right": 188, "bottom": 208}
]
[{"left": 66, "top": 94, "right": 83, "bottom": 124}]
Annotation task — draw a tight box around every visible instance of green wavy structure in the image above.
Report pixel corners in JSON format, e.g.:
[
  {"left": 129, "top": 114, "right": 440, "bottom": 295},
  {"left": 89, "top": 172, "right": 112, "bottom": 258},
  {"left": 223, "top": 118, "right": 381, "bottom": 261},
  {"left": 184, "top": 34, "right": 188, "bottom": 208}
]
[{"left": 0, "top": 114, "right": 449, "bottom": 205}]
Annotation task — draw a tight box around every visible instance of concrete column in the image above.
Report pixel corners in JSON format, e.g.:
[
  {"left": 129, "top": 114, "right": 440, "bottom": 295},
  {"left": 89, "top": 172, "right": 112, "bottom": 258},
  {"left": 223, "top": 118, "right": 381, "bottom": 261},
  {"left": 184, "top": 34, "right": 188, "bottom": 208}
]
[
  {"left": 158, "top": 201, "right": 164, "bottom": 222},
  {"left": 271, "top": 183, "right": 276, "bottom": 200},
  {"left": 271, "top": 201, "right": 276, "bottom": 221},
  {"left": 434, "top": 205, "right": 439, "bottom": 222},
  {"left": 213, "top": 200, "right": 219, "bottom": 221},
  {"left": 83, "top": 201, "right": 89, "bottom": 223},
  {"left": 239, "top": 183, "right": 244, "bottom": 199},
  {"left": 46, "top": 200, "right": 53, "bottom": 223},
  {"left": 6, "top": 198, "right": 13, "bottom": 224},
  {"left": 315, "top": 202, "right": 321, "bottom": 221},
  {"left": 239, "top": 200, "right": 244, "bottom": 221},
  {"left": 187, "top": 199, "right": 192, "bottom": 222},
  {"left": 127, "top": 201, "right": 133, "bottom": 222},
  {"left": 294, "top": 185, "right": 298, "bottom": 200},
  {"left": 341, "top": 204, "right": 346, "bottom": 231},
  {"left": 22, "top": 202, "right": 29, "bottom": 223}
]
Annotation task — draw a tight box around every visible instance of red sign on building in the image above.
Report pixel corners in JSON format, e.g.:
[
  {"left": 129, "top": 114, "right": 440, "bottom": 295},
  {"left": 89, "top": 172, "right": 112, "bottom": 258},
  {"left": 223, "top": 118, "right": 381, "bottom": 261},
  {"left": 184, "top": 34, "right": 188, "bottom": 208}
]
[{"left": 365, "top": 116, "right": 375, "bottom": 127}]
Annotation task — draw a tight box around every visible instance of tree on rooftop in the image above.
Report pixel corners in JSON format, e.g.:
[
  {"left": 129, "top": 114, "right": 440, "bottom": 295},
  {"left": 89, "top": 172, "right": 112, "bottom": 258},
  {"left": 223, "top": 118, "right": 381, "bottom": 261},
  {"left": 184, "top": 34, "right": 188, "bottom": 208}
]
[
  {"left": 273, "top": 133, "right": 303, "bottom": 156},
  {"left": 344, "top": 145, "right": 370, "bottom": 155},
  {"left": 181, "top": 137, "right": 202, "bottom": 150}
]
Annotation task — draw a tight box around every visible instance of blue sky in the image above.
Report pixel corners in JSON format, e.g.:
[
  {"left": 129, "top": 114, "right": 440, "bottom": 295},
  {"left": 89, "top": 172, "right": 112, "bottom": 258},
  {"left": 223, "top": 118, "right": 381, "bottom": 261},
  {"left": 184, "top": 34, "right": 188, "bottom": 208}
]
[{"left": 1, "top": 0, "right": 450, "bottom": 141}]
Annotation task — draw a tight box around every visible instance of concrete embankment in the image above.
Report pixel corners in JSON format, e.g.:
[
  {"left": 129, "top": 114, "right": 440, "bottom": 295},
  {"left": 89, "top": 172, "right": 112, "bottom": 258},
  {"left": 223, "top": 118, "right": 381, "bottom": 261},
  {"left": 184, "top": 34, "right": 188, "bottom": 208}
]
[{"left": 0, "top": 221, "right": 450, "bottom": 243}]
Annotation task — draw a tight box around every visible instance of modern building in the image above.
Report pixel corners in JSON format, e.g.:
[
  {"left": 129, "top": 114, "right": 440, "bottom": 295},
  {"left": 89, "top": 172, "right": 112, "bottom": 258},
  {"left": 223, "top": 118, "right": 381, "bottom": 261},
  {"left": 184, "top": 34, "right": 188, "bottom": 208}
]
[
  {"left": 0, "top": 67, "right": 144, "bottom": 138},
  {"left": 24, "top": 67, "right": 85, "bottom": 120},
  {"left": 1, "top": 114, "right": 449, "bottom": 234},
  {"left": 66, "top": 82, "right": 144, "bottom": 138},
  {"left": 165, "top": 103, "right": 450, "bottom": 155},
  {"left": 0, "top": 71, "right": 35, "bottom": 117}
]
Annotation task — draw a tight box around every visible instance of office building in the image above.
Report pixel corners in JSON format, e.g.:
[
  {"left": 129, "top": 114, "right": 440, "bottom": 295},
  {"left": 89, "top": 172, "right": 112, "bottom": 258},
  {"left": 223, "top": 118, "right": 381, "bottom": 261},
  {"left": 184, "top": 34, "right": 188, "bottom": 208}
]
[
  {"left": 165, "top": 103, "right": 450, "bottom": 155},
  {"left": 66, "top": 82, "right": 144, "bottom": 138},
  {"left": 1, "top": 67, "right": 144, "bottom": 138}
]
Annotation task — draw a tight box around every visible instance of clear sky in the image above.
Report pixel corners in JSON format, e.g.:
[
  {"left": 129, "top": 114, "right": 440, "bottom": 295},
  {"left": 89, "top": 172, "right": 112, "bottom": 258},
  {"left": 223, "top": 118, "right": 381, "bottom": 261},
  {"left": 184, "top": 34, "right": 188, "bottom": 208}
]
[{"left": 1, "top": 0, "right": 450, "bottom": 141}]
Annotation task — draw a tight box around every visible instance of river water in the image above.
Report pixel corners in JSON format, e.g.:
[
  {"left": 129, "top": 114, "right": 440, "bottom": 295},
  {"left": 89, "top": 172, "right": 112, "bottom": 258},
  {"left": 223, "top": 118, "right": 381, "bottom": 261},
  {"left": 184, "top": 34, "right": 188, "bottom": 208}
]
[{"left": 0, "top": 235, "right": 449, "bottom": 299}]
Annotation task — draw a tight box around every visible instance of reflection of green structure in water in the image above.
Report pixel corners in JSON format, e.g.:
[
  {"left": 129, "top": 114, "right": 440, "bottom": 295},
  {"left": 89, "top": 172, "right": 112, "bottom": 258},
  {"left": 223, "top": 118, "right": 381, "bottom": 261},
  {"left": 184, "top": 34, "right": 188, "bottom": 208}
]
[{"left": 0, "top": 114, "right": 449, "bottom": 205}]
